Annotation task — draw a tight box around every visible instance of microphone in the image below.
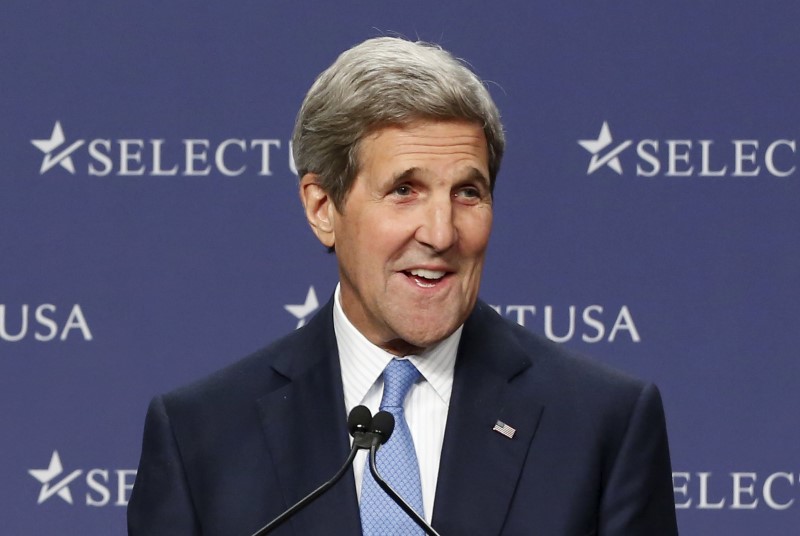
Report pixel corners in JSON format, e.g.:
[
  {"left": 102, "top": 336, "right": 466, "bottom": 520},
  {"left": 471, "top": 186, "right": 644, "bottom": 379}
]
[
  {"left": 250, "top": 405, "right": 374, "bottom": 536},
  {"left": 350, "top": 404, "right": 378, "bottom": 450},
  {"left": 366, "top": 410, "right": 394, "bottom": 448},
  {"left": 367, "top": 411, "right": 442, "bottom": 536}
]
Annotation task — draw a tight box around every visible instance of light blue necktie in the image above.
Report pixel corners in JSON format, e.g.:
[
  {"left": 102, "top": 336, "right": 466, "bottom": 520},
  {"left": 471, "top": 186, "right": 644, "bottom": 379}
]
[{"left": 360, "top": 358, "right": 425, "bottom": 535}]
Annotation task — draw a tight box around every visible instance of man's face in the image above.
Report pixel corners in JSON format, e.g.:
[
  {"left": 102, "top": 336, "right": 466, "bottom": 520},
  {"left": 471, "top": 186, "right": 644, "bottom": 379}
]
[{"left": 306, "top": 120, "right": 493, "bottom": 355}]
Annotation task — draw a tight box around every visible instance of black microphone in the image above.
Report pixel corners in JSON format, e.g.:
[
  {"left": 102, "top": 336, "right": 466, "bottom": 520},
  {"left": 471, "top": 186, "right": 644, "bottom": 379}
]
[
  {"left": 250, "top": 405, "right": 373, "bottom": 536},
  {"left": 367, "top": 410, "right": 394, "bottom": 448},
  {"left": 367, "top": 410, "right": 442, "bottom": 536},
  {"left": 350, "top": 404, "right": 378, "bottom": 450}
]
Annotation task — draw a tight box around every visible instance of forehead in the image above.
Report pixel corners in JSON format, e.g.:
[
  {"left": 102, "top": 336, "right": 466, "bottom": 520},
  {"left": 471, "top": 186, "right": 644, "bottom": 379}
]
[{"left": 357, "top": 120, "right": 490, "bottom": 177}]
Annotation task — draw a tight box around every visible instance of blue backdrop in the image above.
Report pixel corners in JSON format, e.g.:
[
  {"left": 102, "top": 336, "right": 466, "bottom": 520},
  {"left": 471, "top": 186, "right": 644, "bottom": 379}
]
[{"left": 2, "top": 1, "right": 798, "bottom": 534}]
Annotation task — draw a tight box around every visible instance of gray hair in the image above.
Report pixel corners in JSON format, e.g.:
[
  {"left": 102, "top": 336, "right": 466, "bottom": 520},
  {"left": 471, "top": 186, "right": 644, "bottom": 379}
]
[{"left": 292, "top": 37, "right": 505, "bottom": 209}]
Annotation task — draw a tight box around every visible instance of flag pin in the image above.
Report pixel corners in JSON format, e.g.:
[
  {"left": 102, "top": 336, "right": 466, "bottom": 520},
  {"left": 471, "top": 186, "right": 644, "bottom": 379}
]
[{"left": 492, "top": 420, "right": 516, "bottom": 439}]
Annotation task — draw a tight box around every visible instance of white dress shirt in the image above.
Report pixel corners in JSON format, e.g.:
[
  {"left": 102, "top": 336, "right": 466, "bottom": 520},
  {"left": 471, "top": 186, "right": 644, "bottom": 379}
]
[{"left": 333, "top": 284, "right": 461, "bottom": 522}]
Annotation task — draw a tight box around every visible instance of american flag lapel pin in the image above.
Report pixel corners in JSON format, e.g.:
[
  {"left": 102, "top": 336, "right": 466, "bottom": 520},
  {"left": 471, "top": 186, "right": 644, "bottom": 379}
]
[{"left": 492, "top": 420, "right": 516, "bottom": 439}]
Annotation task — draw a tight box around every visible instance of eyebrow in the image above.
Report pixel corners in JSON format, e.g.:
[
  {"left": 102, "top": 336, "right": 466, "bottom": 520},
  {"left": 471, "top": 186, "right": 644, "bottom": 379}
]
[
  {"left": 389, "top": 167, "right": 491, "bottom": 189},
  {"left": 463, "top": 167, "right": 491, "bottom": 190}
]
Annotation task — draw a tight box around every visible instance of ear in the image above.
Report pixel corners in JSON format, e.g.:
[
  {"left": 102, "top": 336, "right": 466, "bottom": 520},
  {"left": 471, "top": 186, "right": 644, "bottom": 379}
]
[{"left": 299, "top": 173, "right": 336, "bottom": 248}]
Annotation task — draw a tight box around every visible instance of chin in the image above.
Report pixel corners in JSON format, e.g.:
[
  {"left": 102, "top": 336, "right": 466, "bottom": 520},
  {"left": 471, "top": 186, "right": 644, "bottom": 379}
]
[
  {"left": 386, "top": 303, "right": 470, "bottom": 349},
  {"left": 397, "top": 324, "right": 458, "bottom": 350}
]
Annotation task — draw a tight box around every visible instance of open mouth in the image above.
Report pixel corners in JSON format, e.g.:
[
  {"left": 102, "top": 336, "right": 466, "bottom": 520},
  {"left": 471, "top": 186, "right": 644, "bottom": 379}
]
[{"left": 404, "top": 268, "right": 448, "bottom": 288}]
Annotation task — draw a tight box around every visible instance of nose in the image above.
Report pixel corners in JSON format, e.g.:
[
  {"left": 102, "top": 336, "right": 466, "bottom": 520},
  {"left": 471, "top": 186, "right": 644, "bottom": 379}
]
[{"left": 415, "top": 194, "right": 457, "bottom": 252}]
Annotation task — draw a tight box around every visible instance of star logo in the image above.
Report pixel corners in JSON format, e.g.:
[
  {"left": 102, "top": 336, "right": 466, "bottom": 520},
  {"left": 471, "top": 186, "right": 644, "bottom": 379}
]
[
  {"left": 284, "top": 286, "right": 320, "bottom": 329},
  {"left": 578, "top": 121, "right": 632, "bottom": 175},
  {"left": 28, "top": 451, "right": 83, "bottom": 505},
  {"left": 31, "top": 121, "right": 85, "bottom": 174}
]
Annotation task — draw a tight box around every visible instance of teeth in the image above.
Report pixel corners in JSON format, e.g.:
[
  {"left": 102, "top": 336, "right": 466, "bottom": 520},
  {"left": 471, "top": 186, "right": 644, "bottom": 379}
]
[{"left": 409, "top": 268, "right": 446, "bottom": 280}]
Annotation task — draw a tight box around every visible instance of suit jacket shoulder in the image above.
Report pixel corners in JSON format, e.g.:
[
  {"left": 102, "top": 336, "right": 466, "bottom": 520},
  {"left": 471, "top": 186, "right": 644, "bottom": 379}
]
[
  {"left": 128, "top": 299, "right": 362, "bottom": 536},
  {"left": 431, "top": 300, "right": 678, "bottom": 535}
]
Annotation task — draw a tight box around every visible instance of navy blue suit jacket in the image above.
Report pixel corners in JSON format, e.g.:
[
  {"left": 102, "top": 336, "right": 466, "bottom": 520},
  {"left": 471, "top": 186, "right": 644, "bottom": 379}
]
[{"left": 128, "top": 299, "right": 678, "bottom": 535}]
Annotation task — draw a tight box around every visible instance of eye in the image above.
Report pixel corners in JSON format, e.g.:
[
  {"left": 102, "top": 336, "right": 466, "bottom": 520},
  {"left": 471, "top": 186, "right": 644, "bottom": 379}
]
[
  {"left": 454, "top": 185, "right": 485, "bottom": 203},
  {"left": 393, "top": 184, "right": 413, "bottom": 196}
]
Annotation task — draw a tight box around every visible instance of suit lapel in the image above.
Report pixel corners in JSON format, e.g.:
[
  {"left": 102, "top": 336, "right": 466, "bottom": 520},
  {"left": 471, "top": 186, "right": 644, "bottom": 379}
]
[
  {"left": 255, "top": 299, "right": 362, "bottom": 535},
  {"left": 250, "top": 298, "right": 545, "bottom": 534},
  {"left": 432, "top": 302, "right": 544, "bottom": 535}
]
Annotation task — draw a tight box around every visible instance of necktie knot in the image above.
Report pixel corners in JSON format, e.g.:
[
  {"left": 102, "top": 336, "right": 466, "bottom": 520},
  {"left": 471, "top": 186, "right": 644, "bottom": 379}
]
[{"left": 380, "top": 358, "right": 420, "bottom": 409}]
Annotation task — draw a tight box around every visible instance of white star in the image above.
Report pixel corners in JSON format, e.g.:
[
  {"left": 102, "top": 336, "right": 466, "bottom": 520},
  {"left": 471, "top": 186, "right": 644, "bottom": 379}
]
[
  {"left": 577, "top": 121, "right": 632, "bottom": 175},
  {"left": 31, "top": 121, "right": 84, "bottom": 174},
  {"left": 284, "top": 286, "right": 319, "bottom": 328},
  {"left": 28, "top": 450, "right": 83, "bottom": 505},
  {"left": 578, "top": 121, "right": 613, "bottom": 154},
  {"left": 31, "top": 122, "right": 66, "bottom": 154}
]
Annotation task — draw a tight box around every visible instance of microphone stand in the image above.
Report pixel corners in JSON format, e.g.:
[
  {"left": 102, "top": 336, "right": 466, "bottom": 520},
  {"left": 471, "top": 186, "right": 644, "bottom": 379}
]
[
  {"left": 367, "top": 439, "right": 442, "bottom": 536},
  {"left": 251, "top": 443, "right": 361, "bottom": 536},
  {"left": 250, "top": 407, "right": 442, "bottom": 536}
]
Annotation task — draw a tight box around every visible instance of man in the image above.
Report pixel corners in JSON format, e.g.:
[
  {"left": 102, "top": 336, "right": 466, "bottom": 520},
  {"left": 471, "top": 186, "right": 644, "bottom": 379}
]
[{"left": 128, "top": 37, "right": 678, "bottom": 535}]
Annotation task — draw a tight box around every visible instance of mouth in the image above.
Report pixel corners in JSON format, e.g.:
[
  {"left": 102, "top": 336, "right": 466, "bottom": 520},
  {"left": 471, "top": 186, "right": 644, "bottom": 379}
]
[{"left": 403, "top": 268, "right": 450, "bottom": 288}]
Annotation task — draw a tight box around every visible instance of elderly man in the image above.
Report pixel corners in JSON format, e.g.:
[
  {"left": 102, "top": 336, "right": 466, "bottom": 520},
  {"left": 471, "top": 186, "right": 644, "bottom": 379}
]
[{"left": 128, "top": 37, "right": 678, "bottom": 535}]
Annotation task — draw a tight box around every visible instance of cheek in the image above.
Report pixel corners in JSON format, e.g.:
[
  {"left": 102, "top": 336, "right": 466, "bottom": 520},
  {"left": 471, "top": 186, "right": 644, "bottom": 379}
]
[
  {"left": 341, "top": 221, "right": 395, "bottom": 278},
  {"left": 461, "top": 213, "right": 493, "bottom": 256},
  {"left": 368, "top": 213, "right": 417, "bottom": 255}
]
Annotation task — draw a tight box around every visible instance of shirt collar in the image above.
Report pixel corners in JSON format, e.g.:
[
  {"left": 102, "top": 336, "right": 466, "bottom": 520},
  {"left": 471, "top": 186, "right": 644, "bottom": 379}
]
[{"left": 333, "top": 283, "right": 461, "bottom": 412}]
